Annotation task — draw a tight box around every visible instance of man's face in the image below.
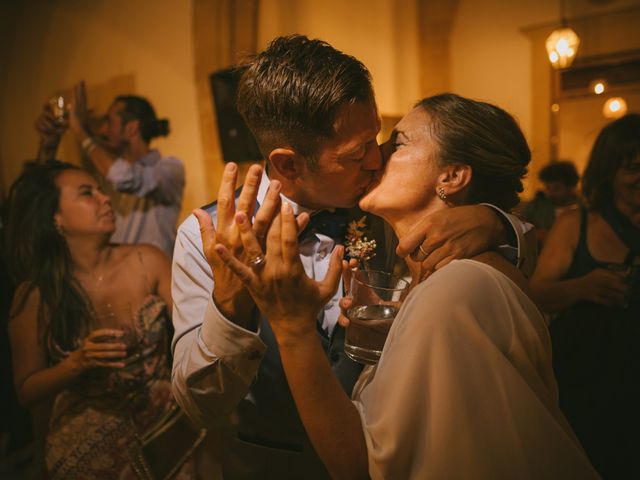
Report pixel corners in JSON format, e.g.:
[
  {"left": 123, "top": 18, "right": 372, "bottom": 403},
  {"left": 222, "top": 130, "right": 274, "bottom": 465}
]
[
  {"left": 99, "top": 101, "right": 128, "bottom": 152},
  {"left": 613, "top": 155, "right": 640, "bottom": 211},
  {"left": 294, "top": 99, "right": 382, "bottom": 210},
  {"left": 543, "top": 180, "right": 575, "bottom": 206}
]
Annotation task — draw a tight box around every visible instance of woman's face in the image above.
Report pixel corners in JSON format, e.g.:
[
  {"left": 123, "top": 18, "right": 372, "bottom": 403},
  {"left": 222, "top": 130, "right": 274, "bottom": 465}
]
[
  {"left": 359, "top": 107, "right": 441, "bottom": 221},
  {"left": 54, "top": 169, "right": 115, "bottom": 237},
  {"left": 613, "top": 155, "right": 640, "bottom": 211}
]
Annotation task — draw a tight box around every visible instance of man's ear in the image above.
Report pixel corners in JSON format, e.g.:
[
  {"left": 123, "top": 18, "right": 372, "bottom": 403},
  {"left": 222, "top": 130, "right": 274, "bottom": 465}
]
[
  {"left": 123, "top": 119, "right": 140, "bottom": 139},
  {"left": 436, "top": 164, "right": 472, "bottom": 200},
  {"left": 268, "top": 148, "right": 304, "bottom": 181}
]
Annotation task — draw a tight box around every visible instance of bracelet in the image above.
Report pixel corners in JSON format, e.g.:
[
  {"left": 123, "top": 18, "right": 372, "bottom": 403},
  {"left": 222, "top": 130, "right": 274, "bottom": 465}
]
[{"left": 81, "top": 136, "right": 97, "bottom": 154}]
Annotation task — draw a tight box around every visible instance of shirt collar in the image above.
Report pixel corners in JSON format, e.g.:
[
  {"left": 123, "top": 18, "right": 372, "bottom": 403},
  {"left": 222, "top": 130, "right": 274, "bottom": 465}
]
[{"left": 138, "top": 149, "right": 161, "bottom": 165}]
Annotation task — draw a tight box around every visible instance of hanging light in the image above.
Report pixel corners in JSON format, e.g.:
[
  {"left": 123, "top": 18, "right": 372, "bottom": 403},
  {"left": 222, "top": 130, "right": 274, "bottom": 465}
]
[
  {"left": 603, "top": 97, "right": 628, "bottom": 119},
  {"left": 546, "top": 0, "right": 580, "bottom": 69}
]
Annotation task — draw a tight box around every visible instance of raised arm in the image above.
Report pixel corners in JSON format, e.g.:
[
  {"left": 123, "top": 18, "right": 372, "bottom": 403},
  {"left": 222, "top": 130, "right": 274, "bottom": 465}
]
[
  {"left": 34, "top": 103, "right": 67, "bottom": 163},
  {"left": 171, "top": 163, "right": 280, "bottom": 426},
  {"left": 68, "top": 81, "right": 119, "bottom": 177},
  {"left": 396, "top": 204, "right": 536, "bottom": 279},
  {"left": 214, "top": 204, "right": 369, "bottom": 479},
  {"left": 531, "top": 210, "right": 628, "bottom": 313}
]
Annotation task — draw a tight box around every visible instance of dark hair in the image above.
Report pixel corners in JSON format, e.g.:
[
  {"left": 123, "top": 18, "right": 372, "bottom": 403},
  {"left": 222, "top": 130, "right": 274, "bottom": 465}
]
[
  {"left": 539, "top": 160, "right": 579, "bottom": 187},
  {"left": 114, "top": 95, "right": 170, "bottom": 143},
  {"left": 237, "top": 34, "right": 374, "bottom": 164},
  {"left": 6, "top": 161, "right": 92, "bottom": 352},
  {"left": 582, "top": 113, "right": 640, "bottom": 209},
  {"left": 417, "top": 93, "right": 530, "bottom": 211}
]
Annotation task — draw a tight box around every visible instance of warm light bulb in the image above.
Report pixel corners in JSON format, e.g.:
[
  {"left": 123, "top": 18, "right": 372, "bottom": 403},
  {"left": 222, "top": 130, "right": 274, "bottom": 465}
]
[
  {"left": 546, "top": 27, "right": 580, "bottom": 69},
  {"left": 556, "top": 38, "right": 569, "bottom": 55},
  {"left": 589, "top": 79, "right": 607, "bottom": 95},
  {"left": 603, "top": 97, "right": 628, "bottom": 119}
]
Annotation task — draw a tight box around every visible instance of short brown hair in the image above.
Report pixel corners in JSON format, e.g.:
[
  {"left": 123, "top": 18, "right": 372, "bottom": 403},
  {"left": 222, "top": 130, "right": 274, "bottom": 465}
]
[
  {"left": 237, "top": 34, "right": 374, "bottom": 164},
  {"left": 417, "top": 94, "right": 530, "bottom": 211},
  {"left": 582, "top": 113, "right": 640, "bottom": 209}
]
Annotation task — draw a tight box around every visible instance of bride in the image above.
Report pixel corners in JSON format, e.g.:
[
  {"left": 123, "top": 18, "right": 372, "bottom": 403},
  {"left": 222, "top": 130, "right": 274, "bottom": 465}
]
[{"left": 206, "top": 93, "right": 598, "bottom": 479}]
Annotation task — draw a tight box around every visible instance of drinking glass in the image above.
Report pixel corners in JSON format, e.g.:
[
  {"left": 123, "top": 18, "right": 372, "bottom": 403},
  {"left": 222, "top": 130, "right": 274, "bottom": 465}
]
[
  {"left": 606, "top": 263, "right": 639, "bottom": 309},
  {"left": 344, "top": 270, "right": 410, "bottom": 365},
  {"left": 48, "top": 95, "right": 67, "bottom": 124}
]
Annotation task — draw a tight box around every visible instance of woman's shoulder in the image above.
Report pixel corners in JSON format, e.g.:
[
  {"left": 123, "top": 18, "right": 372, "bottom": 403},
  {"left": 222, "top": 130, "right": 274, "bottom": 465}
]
[
  {"left": 8, "top": 281, "right": 41, "bottom": 324},
  {"left": 409, "top": 259, "right": 538, "bottom": 323},
  {"left": 110, "top": 243, "right": 170, "bottom": 265},
  {"left": 555, "top": 207, "right": 582, "bottom": 228},
  {"left": 407, "top": 260, "right": 505, "bottom": 314},
  {"left": 399, "top": 260, "right": 542, "bottom": 348}
]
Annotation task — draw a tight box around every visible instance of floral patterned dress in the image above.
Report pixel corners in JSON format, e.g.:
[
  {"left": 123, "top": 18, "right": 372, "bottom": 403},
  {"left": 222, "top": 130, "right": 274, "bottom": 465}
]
[{"left": 45, "top": 295, "right": 195, "bottom": 479}]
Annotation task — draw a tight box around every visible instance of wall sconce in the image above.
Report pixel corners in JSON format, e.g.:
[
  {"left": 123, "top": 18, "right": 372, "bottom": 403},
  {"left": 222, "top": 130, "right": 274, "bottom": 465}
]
[
  {"left": 603, "top": 97, "right": 628, "bottom": 119},
  {"left": 546, "top": 0, "right": 580, "bottom": 69}
]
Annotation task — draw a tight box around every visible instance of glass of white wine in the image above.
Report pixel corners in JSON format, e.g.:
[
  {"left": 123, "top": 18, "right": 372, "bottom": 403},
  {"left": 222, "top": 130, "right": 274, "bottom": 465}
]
[
  {"left": 48, "top": 95, "right": 68, "bottom": 125},
  {"left": 344, "top": 270, "right": 410, "bottom": 365}
]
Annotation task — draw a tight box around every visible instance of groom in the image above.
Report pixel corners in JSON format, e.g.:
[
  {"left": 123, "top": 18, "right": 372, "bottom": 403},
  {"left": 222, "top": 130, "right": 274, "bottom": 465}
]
[{"left": 171, "top": 35, "right": 529, "bottom": 479}]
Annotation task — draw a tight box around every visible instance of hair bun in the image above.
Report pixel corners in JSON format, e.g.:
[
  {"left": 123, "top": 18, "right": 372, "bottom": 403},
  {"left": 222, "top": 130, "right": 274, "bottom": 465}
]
[{"left": 155, "top": 119, "right": 170, "bottom": 137}]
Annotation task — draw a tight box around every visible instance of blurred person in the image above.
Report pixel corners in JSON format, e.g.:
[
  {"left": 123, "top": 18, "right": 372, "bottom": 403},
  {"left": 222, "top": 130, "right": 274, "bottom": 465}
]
[
  {"left": 0, "top": 189, "right": 34, "bottom": 477},
  {"left": 518, "top": 160, "right": 580, "bottom": 248},
  {"left": 35, "top": 84, "right": 185, "bottom": 257},
  {"left": 171, "top": 35, "right": 534, "bottom": 479},
  {"left": 212, "top": 94, "right": 598, "bottom": 479},
  {"left": 5, "top": 161, "right": 195, "bottom": 479},
  {"left": 532, "top": 114, "right": 640, "bottom": 479}
]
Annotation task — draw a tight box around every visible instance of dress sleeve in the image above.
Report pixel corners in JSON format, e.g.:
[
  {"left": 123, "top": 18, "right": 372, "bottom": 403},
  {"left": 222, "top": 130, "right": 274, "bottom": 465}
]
[
  {"left": 353, "top": 261, "right": 597, "bottom": 480},
  {"left": 170, "top": 214, "right": 266, "bottom": 427}
]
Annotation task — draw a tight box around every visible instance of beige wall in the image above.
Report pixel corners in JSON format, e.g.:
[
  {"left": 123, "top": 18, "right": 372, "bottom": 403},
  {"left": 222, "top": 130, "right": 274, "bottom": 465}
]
[
  {"left": 258, "top": 0, "right": 422, "bottom": 119},
  {"left": 0, "top": 0, "right": 205, "bottom": 222},
  {"left": 3, "top": 0, "right": 639, "bottom": 210},
  {"left": 452, "top": 0, "right": 640, "bottom": 198}
]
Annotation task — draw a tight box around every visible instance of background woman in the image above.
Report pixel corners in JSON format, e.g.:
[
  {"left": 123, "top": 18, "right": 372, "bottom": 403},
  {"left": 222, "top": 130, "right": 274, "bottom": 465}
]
[
  {"left": 532, "top": 114, "right": 640, "bottom": 479},
  {"left": 6, "top": 161, "right": 194, "bottom": 479},
  {"left": 208, "top": 94, "right": 598, "bottom": 478}
]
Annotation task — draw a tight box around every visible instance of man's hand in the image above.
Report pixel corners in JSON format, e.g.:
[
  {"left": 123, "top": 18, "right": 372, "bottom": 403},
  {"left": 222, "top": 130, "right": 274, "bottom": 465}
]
[
  {"left": 69, "top": 80, "right": 91, "bottom": 136},
  {"left": 192, "top": 163, "right": 265, "bottom": 329},
  {"left": 35, "top": 103, "right": 68, "bottom": 162},
  {"left": 396, "top": 205, "right": 506, "bottom": 279},
  {"left": 35, "top": 104, "right": 67, "bottom": 147},
  {"left": 213, "top": 203, "right": 343, "bottom": 344}
]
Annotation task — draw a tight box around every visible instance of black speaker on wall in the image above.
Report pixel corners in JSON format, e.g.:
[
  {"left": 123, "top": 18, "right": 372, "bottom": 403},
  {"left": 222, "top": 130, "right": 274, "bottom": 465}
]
[{"left": 210, "top": 67, "right": 262, "bottom": 163}]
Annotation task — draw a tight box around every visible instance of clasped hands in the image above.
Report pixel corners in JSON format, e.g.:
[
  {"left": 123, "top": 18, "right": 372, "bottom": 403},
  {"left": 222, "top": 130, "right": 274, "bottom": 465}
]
[{"left": 194, "top": 163, "right": 342, "bottom": 337}]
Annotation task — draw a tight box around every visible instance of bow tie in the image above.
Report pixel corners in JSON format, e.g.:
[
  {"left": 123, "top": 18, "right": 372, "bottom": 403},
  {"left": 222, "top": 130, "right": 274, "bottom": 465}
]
[{"left": 299, "top": 208, "right": 348, "bottom": 242}]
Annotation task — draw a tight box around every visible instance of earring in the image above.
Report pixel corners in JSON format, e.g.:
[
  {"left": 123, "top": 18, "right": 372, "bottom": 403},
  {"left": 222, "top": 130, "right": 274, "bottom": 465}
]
[
  {"left": 437, "top": 187, "right": 447, "bottom": 201},
  {"left": 54, "top": 222, "right": 64, "bottom": 236}
]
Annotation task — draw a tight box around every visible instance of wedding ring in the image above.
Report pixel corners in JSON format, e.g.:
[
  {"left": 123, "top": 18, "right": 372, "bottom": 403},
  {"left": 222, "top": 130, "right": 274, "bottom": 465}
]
[
  {"left": 418, "top": 245, "right": 429, "bottom": 259},
  {"left": 248, "top": 254, "right": 266, "bottom": 269}
]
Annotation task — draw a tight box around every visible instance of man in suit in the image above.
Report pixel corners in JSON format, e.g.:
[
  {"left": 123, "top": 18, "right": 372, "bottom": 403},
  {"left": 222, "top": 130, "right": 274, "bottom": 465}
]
[{"left": 171, "top": 34, "right": 529, "bottom": 479}]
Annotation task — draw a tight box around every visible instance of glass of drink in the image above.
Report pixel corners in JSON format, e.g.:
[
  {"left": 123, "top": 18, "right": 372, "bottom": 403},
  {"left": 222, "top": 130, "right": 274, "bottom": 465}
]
[
  {"left": 344, "top": 270, "right": 410, "bottom": 365},
  {"left": 48, "top": 95, "right": 67, "bottom": 124}
]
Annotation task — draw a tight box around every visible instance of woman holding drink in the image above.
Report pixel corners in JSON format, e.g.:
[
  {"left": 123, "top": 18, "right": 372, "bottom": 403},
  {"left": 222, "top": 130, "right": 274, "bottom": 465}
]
[
  {"left": 210, "top": 94, "right": 598, "bottom": 478},
  {"left": 532, "top": 114, "right": 640, "bottom": 478},
  {"left": 6, "top": 161, "right": 195, "bottom": 479}
]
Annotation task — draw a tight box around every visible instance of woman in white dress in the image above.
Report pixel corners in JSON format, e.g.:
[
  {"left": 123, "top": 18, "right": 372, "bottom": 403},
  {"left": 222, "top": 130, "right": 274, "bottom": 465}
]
[{"left": 210, "top": 93, "right": 599, "bottom": 479}]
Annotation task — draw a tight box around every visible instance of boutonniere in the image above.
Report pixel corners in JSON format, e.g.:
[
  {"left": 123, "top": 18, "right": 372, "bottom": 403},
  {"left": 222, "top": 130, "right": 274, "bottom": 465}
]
[{"left": 345, "top": 215, "right": 377, "bottom": 268}]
